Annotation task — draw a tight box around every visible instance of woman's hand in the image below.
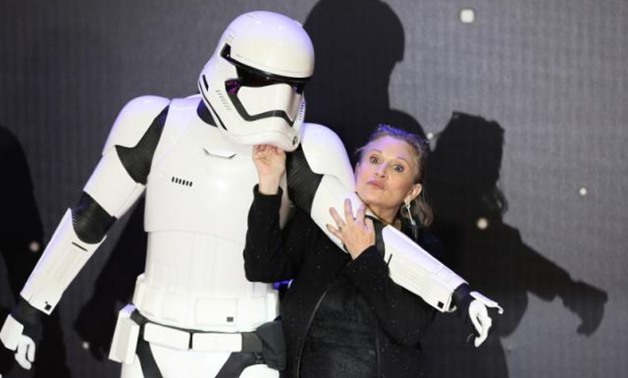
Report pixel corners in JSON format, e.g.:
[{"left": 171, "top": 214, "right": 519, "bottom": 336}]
[
  {"left": 326, "top": 199, "right": 375, "bottom": 259},
  {"left": 253, "top": 144, "right": 286, "bottom": 195}
]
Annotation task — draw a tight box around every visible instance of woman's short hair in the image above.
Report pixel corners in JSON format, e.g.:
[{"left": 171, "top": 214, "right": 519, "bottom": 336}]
[{"left": 356, "top": 124, "right": 433, "bottom": 228}]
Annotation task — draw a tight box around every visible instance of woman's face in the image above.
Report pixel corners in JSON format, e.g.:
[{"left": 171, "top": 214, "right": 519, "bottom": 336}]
[{"left": 355, "top": 136, "right": 422, "bottom": 223}]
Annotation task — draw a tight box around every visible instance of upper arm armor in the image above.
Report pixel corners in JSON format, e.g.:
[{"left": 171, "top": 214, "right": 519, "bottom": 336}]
[
  {"left": 286, "top": 148, "right": 322, "bottom": 214},
  {"left": 298, "top": 123, "right": 355, "bottom": 191},
  {"left": 287, "top": 122, "right": 355, "bottom": 215},
  {"left": 83, "top": 96, "right": 169, "bottom": 218},
  {"left": 102, "top": 96, "right": 171, "bottom": 155}
]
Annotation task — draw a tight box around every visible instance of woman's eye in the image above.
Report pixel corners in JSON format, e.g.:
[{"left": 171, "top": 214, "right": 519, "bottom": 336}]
[
  {"left": 369, "top": 156, "right": 379, "bottom": 164},
  {"left": 393, "top": 164, "right": 404, "bottom": 173}
]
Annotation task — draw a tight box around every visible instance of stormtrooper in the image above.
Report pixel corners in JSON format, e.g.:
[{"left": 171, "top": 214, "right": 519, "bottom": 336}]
[{"left": 1, "top": 11, "right": 502, "bottom": 377}]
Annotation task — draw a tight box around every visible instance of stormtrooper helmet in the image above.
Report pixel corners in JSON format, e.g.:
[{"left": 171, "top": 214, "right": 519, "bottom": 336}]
[{"left": 198, "top": 11, "right": 315, "bottom": 151}]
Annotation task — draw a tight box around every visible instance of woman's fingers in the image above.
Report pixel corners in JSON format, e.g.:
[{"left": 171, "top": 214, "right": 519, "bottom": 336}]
[
  {"left": 329, "top": 207, "right": 344, "bottom": 229},
  {"left": 253, "top": 144, "right": 281, "bottom": 155},
  {"left": 364, "top": 217, "right": 374, "bottom": 233},
  {"left": 343, "top": 198, "right": 354, "bottom": 225},
  {"left": 333, "top": 199, "right": 368, "bottom": 228},
  {"left": 355, "top": 203, "right": 366, "bottom": 223},
  {"left": 328, "top": 200, "right": 377, "bottom": 259},
  {"left": 326, "top": 224, "right": 341, "bottom": 238},
  {"left": 331, "top": 199, "right": 370, "bottom": 231}
]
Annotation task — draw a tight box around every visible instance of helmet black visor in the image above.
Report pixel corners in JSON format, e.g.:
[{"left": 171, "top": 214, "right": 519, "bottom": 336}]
[{"left": 221, "top": 45, "right": 308, "bottom": 94}]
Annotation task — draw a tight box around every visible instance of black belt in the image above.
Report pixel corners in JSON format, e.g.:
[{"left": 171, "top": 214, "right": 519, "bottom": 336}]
[
  {"left": 129, "top": 309, "right": 264, "bottom": 352},
  {"left": 129, "top": 310, "right": 277, "bottom": 378}
]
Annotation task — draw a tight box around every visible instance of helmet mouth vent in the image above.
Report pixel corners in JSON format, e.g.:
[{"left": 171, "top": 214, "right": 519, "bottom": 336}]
[{"left": 226, "top": 91, "right": 296, "bottom": 126}]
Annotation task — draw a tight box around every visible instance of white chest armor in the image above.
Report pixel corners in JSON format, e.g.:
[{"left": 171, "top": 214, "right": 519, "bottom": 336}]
[{"left": 133, "top": 97, "right": 292, "bottom": 332}]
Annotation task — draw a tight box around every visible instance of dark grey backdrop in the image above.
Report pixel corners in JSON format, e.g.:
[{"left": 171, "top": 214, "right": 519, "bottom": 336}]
[{"left": 0, "top": 0, "right": 625, "bottom": 377}]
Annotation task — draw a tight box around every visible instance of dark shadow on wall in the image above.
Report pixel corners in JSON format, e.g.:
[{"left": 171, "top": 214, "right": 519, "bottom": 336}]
[
  {"left": 304, "top": 0, "right": 426, "bottom": 161},
  {"left": 0, "top": 126, "right": 71, "bottom": 378},
  {"left": 421, "top": 112, "right": 608, "bottom": 378}
]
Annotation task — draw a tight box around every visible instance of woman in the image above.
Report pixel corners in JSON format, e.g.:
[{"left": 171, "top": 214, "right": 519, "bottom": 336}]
[{"left": 244, "top": 124, "right": 439, "bottom": 377}]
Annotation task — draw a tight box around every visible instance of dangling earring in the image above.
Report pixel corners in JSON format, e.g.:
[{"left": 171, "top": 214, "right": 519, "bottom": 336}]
[
  {"left": 404, "top": 201, "right": 419, "bottom": 240},
  {"left": 405, "top": 201, "right": 416, "bottom": 227}
]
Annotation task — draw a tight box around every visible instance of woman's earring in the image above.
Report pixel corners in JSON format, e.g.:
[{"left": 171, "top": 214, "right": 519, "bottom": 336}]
[
  {"left": 405, "top": 201, "right": 419, "bottom": 239},
  {"left": 405, "top": 201, "right": 416, "bottom": 227}
]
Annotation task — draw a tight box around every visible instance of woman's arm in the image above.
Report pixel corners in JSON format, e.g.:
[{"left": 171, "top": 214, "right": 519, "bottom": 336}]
[
  {"left": 243, "top": 187, "right": 292, "bottom": 282},
  {"left": 243, "top": 145, "right": 304, "bottom": 283}
]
